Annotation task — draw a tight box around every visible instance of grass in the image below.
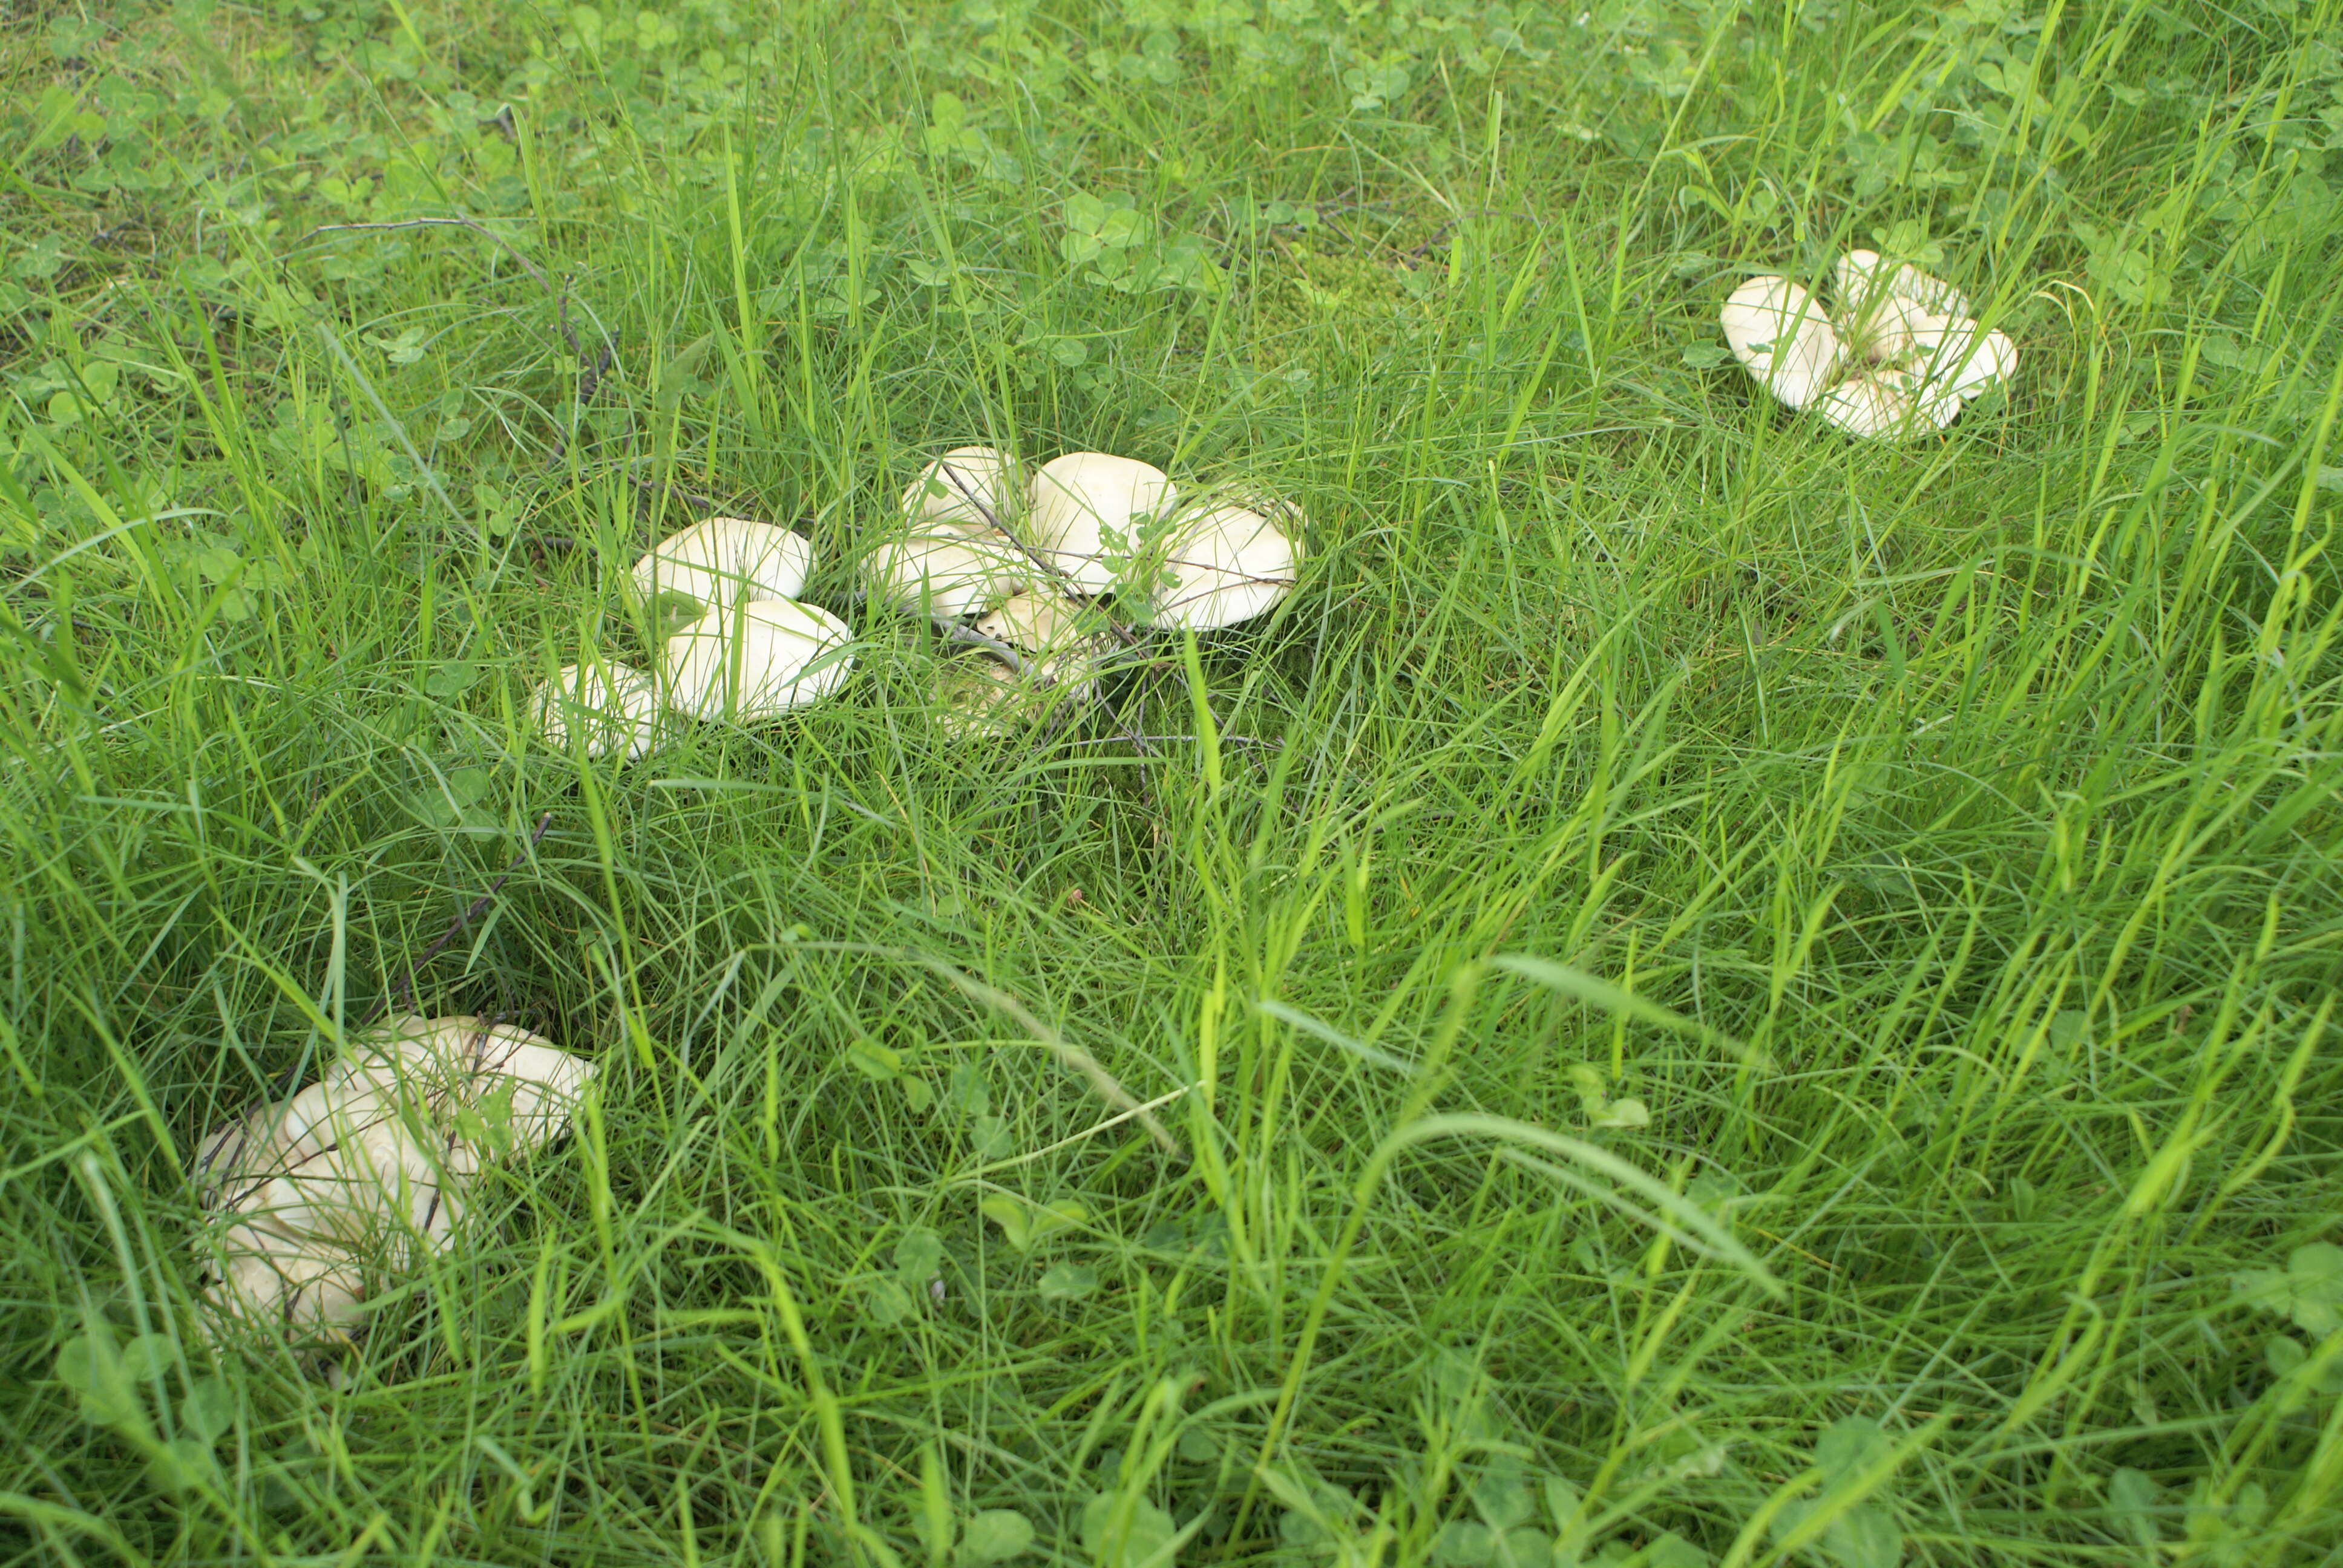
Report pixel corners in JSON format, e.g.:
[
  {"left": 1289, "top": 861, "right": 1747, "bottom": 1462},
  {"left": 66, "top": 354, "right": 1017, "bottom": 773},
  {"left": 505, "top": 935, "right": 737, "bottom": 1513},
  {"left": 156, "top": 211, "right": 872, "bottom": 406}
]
[{"left": 3, "top": 0, "right": 2341, "bottom": 1563}]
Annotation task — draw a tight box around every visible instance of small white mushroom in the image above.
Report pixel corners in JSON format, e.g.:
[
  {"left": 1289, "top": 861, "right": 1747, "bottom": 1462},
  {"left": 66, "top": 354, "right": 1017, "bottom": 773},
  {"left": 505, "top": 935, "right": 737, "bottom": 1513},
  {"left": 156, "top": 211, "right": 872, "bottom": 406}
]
[
  {"left": 1913, "top": 318, "right": 2019, "bottom": 403},
  {"left": 1720, "top": 277, "right": 1844, "bottom": 410},
  {"left": 1026, "top": 453, "right": 1178, "bottom": 595},
  {"left": 532, "top": 660, "right": 662, "bottom": 760},
  {"left": 974, "top": 591, "right": 1114, "bottom": 703},
  {"left": 631, "top": 517, "right": 814, "bottom": 612},
  {"left": 662, "top": 598, "right": 856, "bottom": 723},
  {"left": 1834, "top": 249, "right": 1971, "bottom": 321},
  {"left": 903, "top": 446, "right": 1018, "bottom": 533},
  {"left": 862, "top": 531, "right": 1028, "bottom": 624},
  {"left": 933, "top": 656, "right": 1035, "bottom": 741},
  {"left": 1141, "top": 500, "right": 1302, "bottom": 632}
]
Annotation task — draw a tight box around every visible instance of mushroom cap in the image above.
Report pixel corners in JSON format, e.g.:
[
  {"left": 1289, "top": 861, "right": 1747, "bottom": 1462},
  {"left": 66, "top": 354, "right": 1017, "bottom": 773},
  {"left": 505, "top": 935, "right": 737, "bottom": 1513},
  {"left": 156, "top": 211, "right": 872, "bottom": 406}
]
[
  {"left": 1026, "top": 453, "right": 1178, "bottom": 594},
  {"left": 1915, "top": 320, "right": 2018, "bottom": 403},
  {"left": 1141, "top": 501, "right": 1302, "bottom": 632},
  {"left": 862, "top": 531, "right": 1028, "bottom": 624},
  {"left": 972, "top": 592, "right": 1113, "bottom": 703},
  {"left": 1815, "top": 369, "right": 1958, "bottom": 440},
  {"left": 903, "top": 446, "right": 1018, "bottom": 534},
  {"left": 1834, "top": 250, "right": 1971, "bottom": 322},
  {"left": 532, "top": 660, "right": 662, "bottom": 760},
  {"left": 662, "top": 598, "right": 856, "bottom": 723},
  {"left": 1720, "top": 277, "right": 1844, "bottom": 410},
  {"left": 631, "top": 517, "right": 814, "bottom": 612}
]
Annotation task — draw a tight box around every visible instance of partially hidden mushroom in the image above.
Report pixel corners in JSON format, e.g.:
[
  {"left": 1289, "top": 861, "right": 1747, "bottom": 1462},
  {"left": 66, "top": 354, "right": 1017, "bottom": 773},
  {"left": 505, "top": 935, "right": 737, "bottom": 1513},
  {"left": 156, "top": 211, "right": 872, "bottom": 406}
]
[
  {"left": 532, "top": 659, "right": 662, "bottom": 760},
  {"left": 1720, "top": 255, "right": 2017, "bottom": 440},
  {"left": 663, "top": 598, "right": 856, "bottom": 724},
  {"left": 1026, "top": 452, "right": 1177, "bottom": 595},
  {"left": 962, "top": 590, "right": 1118, "bottom": 711},
  {"left": 193, "top": 1016, "right": 594, "bottom": 1339},
  {"left": 631, "top": 517, "right": 813, "bottom": 612},
  {"left": 1138, "top": 500, "right": 1302, "bottom": 632},
  {"left": 903, "top": 445, "right": 1018, "bottom": 533},
  {"left": 863, "top": 531, "right": 1028, "bottom": 625}
]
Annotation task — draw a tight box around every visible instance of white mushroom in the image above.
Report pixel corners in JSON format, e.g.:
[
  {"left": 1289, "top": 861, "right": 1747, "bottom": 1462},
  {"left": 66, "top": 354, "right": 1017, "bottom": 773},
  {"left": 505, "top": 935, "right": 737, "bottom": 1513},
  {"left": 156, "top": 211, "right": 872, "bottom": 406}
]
[
  {"left": 1913, "top": 318, "right": 2019, "bottom": 405},
  {"left": 1026, "top": 453, "right": 1178, "bottom": 595},
  {"left": 1834, "top": 249, "right": 1971, "bottom": 321},
  {"left": 973, "top": 591, "right": 1115, "bottom": 703},
  {"left": 1142, "top": 501, "right": 1302, "bottom": 632},
  {"left": 631, "top": 517, "right": 813, "bottom": 612},
  {"left": 1720, "top": 278, "right": 1844, "bottom": 410},
  {"left": 193, "top": 1016, "right": 594, "bottom": 1341},
  {"left": 862, "top": 531, "right": 1027, "bottom": 624},
  {"left": 933, "top": 656, "right": 1034, "bottom": 741},
  {"left": 662, "top": 598, "right": 856, "bottom": 723},
  {"left": 903, "top": 446, "right": 1017, "bottom": 533},
  {"left": 532, "top": 660, "right": 662, "bottom": 760}
]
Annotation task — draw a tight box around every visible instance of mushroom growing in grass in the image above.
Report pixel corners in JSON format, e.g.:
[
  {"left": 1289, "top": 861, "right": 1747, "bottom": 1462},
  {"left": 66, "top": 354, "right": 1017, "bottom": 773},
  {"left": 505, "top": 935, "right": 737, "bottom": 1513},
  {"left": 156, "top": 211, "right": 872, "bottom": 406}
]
[
  {"left": 1027, "top": 452, "right": 1178, "bottom": 594},
  {"left": 903, "top": 445, "right": 1019, "bottom": 532},
  {"left": 193, "top": 1015, "right": 594, "bottom": 1340},
  {"left": 532, "top": 659, "right": 662, "bottom": 760},
  {"left": 974, "top": 590, "right": 1118, "bottom": 704},
  {"left": 663, "top": 598, "right": 857, "bottom": 724},
  {"left": 863, "top": 531, "right": 1029, "bottom": 626},
  {"left": 631, "top": 516, "right": 813, "bottom": 612},
  {"left": 1719, "top": 253, "right": 2017, "bottom": 439},
  {"left": 1137, "top": 498, "right": 1303, "bottom": 632}
]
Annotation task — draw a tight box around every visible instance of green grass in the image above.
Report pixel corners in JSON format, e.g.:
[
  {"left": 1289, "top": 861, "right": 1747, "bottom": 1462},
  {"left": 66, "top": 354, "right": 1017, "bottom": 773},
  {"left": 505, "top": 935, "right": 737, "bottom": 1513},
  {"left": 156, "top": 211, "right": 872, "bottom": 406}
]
[{"left": 4, "top": 0, "right": 2342, "bottom": 1563}]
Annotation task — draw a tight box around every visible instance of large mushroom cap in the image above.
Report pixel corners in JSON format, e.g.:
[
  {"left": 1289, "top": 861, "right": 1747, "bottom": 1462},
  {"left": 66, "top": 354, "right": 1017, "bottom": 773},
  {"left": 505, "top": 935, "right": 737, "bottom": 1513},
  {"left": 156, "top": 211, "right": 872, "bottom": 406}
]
[
  {"left": 631, "top": 517, "right": 814, "bottom": 612},
  {"left": 662, "top": 598, "right": 856, "bottom": 723},
  {"left": 1026, "top": 453, "right": 1178, "bottom": 595},
  {"left": 532, "top": 660, "right": 662, "bottom": 760},
  {"left": 903, "top": 446, "right": 1018, "bottom": 534},
  {"left": 1143, "top": 501, "right": 1301, "bottom": 632},
  {"left": 1914, "top": 320, "right": 2018, "bottom": 404},
  {"left": 862, "top": 531, "right": 1028, "bottom": 624},
  {"left": 1720, "top": 277, "right": 1844, "bottom": 410}
]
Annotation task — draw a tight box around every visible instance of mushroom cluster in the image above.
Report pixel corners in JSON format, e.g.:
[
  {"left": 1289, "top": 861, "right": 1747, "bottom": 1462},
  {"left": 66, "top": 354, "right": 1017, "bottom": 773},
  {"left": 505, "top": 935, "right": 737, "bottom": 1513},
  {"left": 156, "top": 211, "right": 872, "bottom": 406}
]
[
  {"left": 192, "top": 1015, "right": 594, "bottom": 1339},
  {"left": 532, "top": 516, "right": 855, "bottom": 759},
  {"left": 863, "top": 445, "right": 1303, "bottom": 733},
  {"left": 1719, "top": 250, "right": 2017, "bottom": 439}
]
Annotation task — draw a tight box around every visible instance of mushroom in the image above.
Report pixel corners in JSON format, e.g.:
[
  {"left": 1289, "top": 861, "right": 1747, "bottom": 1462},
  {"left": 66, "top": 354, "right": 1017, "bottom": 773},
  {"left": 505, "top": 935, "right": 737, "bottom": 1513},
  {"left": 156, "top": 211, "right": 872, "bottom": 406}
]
[
  {"left": 972, "top": 591, "right": 1115, "bottom": 704},
  {"left": 1835, "top": 249, "right": 1970, "bottom": 321},
  {"left": 631, "top": 517, "right": 814, "bottom": 612},
  {"left": 932, "top": 656, "right": 1035, "bottom": 741},
  {"left": 862, "top": 531, "right": 1028, "bottom": 625},
  {"left": 903, "top": 445, "right": 1018, "bottom": 533},
  {"left": 1026, "top": 453, "right": 1178, "bottom": 594},
  {"left": 1720, "top": 277, "right": 1843, "bottom": 410},
  {"left": 1141, "top": 500, "right": 1302, "bottom": 632},
  {"left": 662, "top": 598, "right": 856, "bottom": 724},
  {"left": 193, "top": 1016, "right": 594, "bottom": 1340},
  {"left": 532, "top": 659, "right": 662, "bottom": 760}
]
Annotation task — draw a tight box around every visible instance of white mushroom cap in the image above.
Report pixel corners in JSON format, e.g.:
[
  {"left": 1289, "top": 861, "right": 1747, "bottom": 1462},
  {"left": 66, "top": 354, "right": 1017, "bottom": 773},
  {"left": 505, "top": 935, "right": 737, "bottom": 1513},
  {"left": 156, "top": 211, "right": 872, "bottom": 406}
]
[
  {"left": 532, "top": 660, "right": 661, "bottom": 760},
  {"left": 662, "top": 598, "right": 856, "bottom": 723},
  {"left": 631, "top": 517, "right": 814, "bottom": 612},
  {"left": 1834, "top": 250, "right": 1971, "bottom": 321},
  {"left": 1026, "top": 453, "right": 1178, "bottom": 594},
  {"left": 1815, "top": 368, "right": 1959, "bottom": 440},
  {"left": 1142, "top": 501, "right": 1301, "bottom": 632},
  {"left": 862, "top": 531, "right": 1028, "bottom": 624},
  {"left": 973, "top": 591, "right": 1113, "bottom": 703},
  {"left": 903, "top": 446, "right": 1018, "bottom": 534},
  {"left": 1915, "top": 320, "right": 2019, "bottom": 403},
  {"left": 1720, "top": 277, "right": 1844, "bottom": 410}
]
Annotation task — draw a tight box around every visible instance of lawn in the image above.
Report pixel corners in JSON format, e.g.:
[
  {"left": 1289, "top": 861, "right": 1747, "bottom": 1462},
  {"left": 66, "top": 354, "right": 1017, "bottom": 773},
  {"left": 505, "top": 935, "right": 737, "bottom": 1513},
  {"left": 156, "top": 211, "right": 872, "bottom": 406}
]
[{"left": 3, "top": 1, "right": 2341, "bottom": 1564}]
